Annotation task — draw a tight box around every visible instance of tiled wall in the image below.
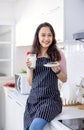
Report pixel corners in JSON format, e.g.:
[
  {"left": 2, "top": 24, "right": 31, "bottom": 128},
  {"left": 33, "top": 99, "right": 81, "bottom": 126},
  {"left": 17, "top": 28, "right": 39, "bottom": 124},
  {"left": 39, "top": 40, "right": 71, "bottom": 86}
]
[{"left": 64, "top": 41, "right": 84, "bottom": 84}]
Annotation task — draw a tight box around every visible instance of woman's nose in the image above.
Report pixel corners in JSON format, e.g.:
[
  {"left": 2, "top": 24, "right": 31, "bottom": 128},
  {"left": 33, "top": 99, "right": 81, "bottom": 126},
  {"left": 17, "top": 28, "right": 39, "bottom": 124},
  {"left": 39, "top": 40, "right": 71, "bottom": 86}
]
[{"left": 45, "top": 36, "right": 49, "bottom": 40}]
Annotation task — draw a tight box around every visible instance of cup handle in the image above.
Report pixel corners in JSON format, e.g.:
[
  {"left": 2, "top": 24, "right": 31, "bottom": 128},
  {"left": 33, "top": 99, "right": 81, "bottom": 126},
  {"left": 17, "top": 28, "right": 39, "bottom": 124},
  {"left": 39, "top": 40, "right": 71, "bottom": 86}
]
[{"left": 17, "top": 77, "right": 21, "bottom": 91}]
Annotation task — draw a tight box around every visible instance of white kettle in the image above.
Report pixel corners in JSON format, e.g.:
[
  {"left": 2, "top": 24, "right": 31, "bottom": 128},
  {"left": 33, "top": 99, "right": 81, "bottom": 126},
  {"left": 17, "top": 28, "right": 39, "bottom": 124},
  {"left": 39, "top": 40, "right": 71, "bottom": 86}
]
[{"left": 15, "top": 73, "right": 31, "bottom": 95}]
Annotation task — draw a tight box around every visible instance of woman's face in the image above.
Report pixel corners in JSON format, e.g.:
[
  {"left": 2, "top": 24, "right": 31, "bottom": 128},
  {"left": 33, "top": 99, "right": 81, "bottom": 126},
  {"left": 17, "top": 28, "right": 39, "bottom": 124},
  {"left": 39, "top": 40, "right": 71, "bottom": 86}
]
[{"left": 38, "top": 27, "right": 53, "bottom": 48}]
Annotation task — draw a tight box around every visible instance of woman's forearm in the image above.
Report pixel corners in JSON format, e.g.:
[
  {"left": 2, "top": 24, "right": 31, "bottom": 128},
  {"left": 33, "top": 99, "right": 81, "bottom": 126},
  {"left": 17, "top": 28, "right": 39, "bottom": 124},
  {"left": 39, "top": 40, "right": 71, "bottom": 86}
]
[
  {"left": 27, "top": 69, "right": 33, "bottom": 86},
  {"left": 56, "top": 71, "right": 67, "bottom": 82}
]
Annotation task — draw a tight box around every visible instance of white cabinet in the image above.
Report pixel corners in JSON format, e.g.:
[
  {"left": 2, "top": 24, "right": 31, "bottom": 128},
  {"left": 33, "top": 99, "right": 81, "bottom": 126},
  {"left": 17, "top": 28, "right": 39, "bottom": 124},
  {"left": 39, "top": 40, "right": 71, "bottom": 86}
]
[
  {"left": 13, "top": 100, "right": 25, "bottom": 130},
  {"left": 4, "top": 89, "right": 25, "bottom": 130},
  {"left": 2, "top": 87, "right": 67, "bottom": 130},
  {"left": 0, "top": 86, "right": 6, "bottom": 130},
  {"left": 50, "top": 125, "right": 57, "bottom": 130},
  {"left": 0, "top": 87, "right": 2, "bottom": 130},
  {"left": 0, "top": 25, "right": 15, "bottom": 76},
  {"left": 5, "top": 94, "right": 15, "bottom": 130}
]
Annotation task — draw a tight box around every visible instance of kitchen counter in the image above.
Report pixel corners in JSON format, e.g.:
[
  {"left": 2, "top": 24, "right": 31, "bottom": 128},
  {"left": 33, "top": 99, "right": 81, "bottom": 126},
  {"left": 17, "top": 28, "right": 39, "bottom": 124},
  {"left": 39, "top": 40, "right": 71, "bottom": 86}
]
[
  {"left": 50, "top": 106, "right": 84, "bottom": 130},
  {"left": 53, "top": 106, "right": 84, "bottom": 121},
  {"left": 4, "top": 87, "right": 28, "bottom": 107},
  {"left": 0, "top": 76, "right": 28, "bottom": 107},
  {"left": 1, "top": 77, "right": 84, "bottom": 130},
  {"left": 4, "top": 87, "right": 84, "bottom": 130},
  {"left": 5, "top": 87, "right": 84, "bottom": 119},
  {"left": 6, "top": 87, "right": 84, "bottom": 117}
]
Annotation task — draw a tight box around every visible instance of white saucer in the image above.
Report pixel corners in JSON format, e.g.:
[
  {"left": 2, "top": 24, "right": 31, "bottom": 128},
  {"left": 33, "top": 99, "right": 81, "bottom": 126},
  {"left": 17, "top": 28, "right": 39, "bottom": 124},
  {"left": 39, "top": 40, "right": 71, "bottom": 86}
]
[{"left": 44, "top": 62, "right": 59, "bottom": 67}]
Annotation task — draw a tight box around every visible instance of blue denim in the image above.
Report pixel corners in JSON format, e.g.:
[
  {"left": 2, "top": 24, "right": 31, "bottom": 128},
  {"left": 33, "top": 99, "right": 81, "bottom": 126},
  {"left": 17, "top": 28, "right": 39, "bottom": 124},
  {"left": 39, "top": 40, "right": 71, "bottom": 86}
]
[{"left": 24, "top": 118, "right": 48, "bottom": 130}]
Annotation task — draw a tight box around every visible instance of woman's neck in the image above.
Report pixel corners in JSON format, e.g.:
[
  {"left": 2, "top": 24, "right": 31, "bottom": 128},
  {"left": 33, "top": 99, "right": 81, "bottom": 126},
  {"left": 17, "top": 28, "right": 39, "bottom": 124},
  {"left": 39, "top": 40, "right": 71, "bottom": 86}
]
[
  {"left": 38, "top": 53, "right": 48, "bottom": 57},
  {"left": 41, "top": 49, "right": 47, "bottom": 56},
  {"left": 38, "top": 49, "right": 49, "bottom": 58},
  {"left": 38, "top": 46, "right": 50, "bottom": 58},
  {"left": 41, "top": 47, "right": 47, "bottom": 54}
]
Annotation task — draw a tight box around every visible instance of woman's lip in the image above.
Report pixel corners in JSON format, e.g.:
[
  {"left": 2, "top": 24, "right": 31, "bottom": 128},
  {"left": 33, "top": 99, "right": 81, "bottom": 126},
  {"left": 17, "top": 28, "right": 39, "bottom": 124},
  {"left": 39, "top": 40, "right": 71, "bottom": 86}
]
[{"left": 44, "top": 42, "right": 50, "bottom": 45}]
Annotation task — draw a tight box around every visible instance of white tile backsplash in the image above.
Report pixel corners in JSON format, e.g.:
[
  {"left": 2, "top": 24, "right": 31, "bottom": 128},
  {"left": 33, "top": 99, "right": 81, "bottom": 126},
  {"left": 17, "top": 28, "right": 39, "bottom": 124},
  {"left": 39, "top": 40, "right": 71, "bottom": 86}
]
[{"left": 65, "top": 50, "right": 84, "bottom": 84}]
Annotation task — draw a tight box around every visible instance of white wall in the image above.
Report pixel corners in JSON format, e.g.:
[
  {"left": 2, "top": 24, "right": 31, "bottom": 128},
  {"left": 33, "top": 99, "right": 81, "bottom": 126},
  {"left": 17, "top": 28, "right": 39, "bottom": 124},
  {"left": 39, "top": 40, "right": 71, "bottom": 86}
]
[{"left": 64, "top": 0, "right": 84, "bottom": 40}]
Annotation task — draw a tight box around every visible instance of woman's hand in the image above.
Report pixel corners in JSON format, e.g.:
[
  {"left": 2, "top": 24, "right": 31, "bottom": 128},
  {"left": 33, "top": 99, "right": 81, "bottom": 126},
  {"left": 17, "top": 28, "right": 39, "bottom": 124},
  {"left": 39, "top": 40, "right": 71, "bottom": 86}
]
[
  {"left": 51, "top": 65, "right": 61, "bottom": 73},
  {"left": 26, "top": 58, "right": 33, "bottom": 86},
  {"left": 26, "top": 58, "right": 32, "bottom": 69}
]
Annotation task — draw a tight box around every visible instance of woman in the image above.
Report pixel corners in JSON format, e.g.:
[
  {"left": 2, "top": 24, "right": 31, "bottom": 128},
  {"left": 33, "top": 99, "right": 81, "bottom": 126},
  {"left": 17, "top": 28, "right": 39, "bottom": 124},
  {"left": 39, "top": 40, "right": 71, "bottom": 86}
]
[{"left": 24, "top": 22, "right": 67, "bottom": 130}]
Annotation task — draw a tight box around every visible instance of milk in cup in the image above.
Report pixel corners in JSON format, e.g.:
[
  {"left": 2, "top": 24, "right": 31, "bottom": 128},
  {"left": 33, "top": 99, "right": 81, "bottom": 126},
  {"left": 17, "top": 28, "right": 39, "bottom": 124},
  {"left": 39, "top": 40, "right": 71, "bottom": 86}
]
[{"left": 27, "top": 52, "right": 36, "bottom": 69}]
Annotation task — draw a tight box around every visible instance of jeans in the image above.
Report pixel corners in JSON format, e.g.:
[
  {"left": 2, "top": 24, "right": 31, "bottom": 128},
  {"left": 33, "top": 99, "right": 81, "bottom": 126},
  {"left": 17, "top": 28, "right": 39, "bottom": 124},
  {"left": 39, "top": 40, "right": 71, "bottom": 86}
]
[{"left": 24, "top": 117, "right": 48, "bottom": 130}]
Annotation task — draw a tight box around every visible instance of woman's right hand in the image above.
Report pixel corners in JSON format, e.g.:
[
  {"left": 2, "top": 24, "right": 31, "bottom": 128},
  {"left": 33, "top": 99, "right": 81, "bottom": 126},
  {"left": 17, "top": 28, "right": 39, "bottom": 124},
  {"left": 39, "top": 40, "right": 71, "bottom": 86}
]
[
  {"left": 26, "top": 58, "right": 33, "bottom": 86},
  {"left": 26, "top": 58, "right": 32, "bottom": 69}
]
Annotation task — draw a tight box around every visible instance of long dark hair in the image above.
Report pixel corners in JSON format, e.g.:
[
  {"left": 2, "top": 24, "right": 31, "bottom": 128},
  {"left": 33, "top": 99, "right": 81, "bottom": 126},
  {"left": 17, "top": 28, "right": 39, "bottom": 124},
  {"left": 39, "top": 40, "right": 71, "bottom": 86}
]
[{"left": 31, "top": 22, "right": 61, "bottom": 61}]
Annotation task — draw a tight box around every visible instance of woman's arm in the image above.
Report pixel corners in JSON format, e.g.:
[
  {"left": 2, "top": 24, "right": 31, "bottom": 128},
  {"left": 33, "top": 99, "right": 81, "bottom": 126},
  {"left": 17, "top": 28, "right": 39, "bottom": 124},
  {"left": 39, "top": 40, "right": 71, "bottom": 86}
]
[
  {"left": 26, "top": 58, "right": 33, "bottom": 86},
  {"left": 51, "top": 49, "right": 67, "bottom": 83},
  {"left": 27, "top": 69, "right": 33, "bottom": 86},
  {"left": 57, "top": 50, "right": 67, "bottom": 82},
  {"left": 56, "top": 69, "right": 67, "bottom": 82}
]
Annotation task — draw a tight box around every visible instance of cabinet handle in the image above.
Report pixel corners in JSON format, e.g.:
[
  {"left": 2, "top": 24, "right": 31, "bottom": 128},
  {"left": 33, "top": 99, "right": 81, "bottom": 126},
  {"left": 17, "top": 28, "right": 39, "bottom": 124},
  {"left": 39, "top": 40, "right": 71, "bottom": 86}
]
[{"left": 16, "top": 101, "right": 22, "bottom": 107}]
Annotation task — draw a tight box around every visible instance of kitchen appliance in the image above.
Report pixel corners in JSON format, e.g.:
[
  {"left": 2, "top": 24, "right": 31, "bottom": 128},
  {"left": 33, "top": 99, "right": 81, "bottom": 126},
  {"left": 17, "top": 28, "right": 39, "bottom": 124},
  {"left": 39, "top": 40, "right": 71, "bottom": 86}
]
[
  {"left": 73, "top": 30, "right": 84, "bottom": 42},
  {"left": 59, "top": 118, "right": 84, "bottom": 130},
  {"left": 15, "top": 73, "right": 31, "bottom": 94}
]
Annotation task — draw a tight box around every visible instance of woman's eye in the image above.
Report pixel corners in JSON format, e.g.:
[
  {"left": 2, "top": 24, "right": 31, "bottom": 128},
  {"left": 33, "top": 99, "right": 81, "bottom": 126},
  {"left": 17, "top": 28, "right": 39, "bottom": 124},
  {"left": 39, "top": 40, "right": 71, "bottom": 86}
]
[
  {"left": 42, "top": 34, "right": 45, "bottom": 37},
  {"left": 41, "top": 34, "right": 52, "bottom": 37},
  {"left": 48, "top": 34, "right": 52, "bottom": 37}
]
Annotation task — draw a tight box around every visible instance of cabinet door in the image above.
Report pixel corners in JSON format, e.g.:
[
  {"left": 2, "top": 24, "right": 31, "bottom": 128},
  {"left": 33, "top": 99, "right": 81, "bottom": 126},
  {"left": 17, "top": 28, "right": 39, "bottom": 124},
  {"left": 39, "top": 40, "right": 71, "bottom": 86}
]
[
  {"left": 50, "top": 125, "right": 58, "bottom": 130},
  {"left": 14, "top": 100, "right": 25, "bottom": 130},
  {"left": 0, "top": 87, "right": 2, "bottom": 129},
  {"left": 5, "top": 93, "right": 25, "bottom": 130},
  {"left": 5, "top": 94, "right": 15, "bottom": 130}
]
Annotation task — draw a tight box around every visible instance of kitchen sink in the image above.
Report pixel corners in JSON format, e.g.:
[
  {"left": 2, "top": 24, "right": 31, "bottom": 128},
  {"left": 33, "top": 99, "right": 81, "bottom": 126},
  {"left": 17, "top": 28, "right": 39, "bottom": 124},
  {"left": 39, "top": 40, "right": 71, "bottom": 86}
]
[{"left": 59, "top": 118, "right": 84, "bottom": 130}]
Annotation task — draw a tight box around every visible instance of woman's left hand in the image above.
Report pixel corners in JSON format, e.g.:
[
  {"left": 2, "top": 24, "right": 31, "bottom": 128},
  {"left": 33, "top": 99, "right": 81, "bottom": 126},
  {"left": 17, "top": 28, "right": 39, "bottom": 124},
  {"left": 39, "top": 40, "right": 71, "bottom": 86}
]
[{"left": 51, "top": 65, "right": 60, "bottom": 73}]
